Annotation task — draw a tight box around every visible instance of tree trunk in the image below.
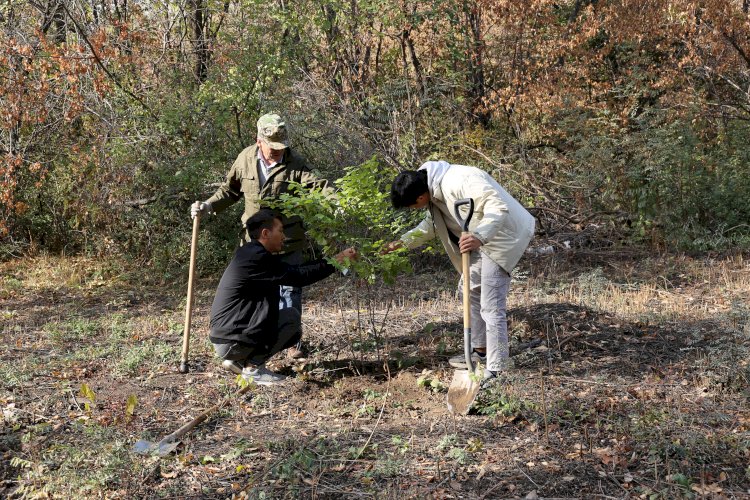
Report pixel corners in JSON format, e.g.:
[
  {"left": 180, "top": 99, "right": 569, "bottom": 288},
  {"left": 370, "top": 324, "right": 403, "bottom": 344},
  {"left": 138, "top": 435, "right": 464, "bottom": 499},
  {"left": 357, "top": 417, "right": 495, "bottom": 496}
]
[
  {"left": 52, "top": 0, "right": 66, "bottom": 44},
  {"left": 322, "top": 4, "right": 343, "bottom": 93},
  {"left": 188, "top": 0, "right": 209, "bottom": 84},
  {"left": 41, "top": 0, "right": 66, "bottom": 44},
  {"left": 402, "top": 28, "right": 424, "bottom": 102},
  {"left": 568, "top": 0, "right": 598, "bottom": 24},
  {"left": 465, "top": 2, "right": 489, "bottom": 126}
]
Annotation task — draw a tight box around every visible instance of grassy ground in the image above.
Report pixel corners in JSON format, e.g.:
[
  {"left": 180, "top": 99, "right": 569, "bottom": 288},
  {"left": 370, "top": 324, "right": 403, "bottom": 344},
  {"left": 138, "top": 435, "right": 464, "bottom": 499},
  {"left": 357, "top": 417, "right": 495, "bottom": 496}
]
[{"left": 1, "top": 249, "right": 749, "bottom": 498}]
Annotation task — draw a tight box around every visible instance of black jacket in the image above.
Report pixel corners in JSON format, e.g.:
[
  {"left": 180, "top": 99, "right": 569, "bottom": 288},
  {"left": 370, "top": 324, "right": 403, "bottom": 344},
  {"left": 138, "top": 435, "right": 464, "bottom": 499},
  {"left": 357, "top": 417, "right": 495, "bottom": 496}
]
[{"left": 209, "top": 241, "right": 335, "bottom": 349}]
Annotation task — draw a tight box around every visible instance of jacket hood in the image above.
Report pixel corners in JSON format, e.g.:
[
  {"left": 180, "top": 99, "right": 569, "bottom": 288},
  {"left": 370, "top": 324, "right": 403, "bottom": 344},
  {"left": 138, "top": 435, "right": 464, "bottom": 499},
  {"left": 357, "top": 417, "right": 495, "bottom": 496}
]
[{"left": 418, "top": 161, "right": 451, "bottom": 196}]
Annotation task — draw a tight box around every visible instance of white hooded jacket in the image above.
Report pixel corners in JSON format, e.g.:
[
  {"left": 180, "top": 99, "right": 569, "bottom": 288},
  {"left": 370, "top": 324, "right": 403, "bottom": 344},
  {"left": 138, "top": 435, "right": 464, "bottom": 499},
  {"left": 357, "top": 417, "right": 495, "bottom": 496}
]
[{"left": 399, "top": 161, "right": 535, "bottom": 274}]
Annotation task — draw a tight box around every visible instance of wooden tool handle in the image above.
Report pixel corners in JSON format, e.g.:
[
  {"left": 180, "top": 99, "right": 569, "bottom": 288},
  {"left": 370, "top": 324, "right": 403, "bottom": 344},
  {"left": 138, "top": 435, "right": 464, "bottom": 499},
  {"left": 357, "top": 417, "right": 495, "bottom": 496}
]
[
  {"left": 164, "top": 386, "right": 251, "bottom": 443},
  {"left": 180, "top": 214, "right": 200, "bottom": 373},
  {"left": 454, "top": 198, "right": 476, "bottom": 373}
]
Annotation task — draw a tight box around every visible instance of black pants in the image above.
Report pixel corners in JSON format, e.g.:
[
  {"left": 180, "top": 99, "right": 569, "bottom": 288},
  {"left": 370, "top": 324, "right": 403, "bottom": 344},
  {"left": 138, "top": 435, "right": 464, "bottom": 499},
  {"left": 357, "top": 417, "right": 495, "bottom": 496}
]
[{"left": 212, "top": 307, "right": 301, "bottom": 367}]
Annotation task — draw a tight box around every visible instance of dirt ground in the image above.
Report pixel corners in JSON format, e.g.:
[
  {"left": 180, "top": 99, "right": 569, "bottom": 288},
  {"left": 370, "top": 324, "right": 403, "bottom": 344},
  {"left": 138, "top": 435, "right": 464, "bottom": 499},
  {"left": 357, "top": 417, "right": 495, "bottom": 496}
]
[{"left": 1, "top": 249, "right": 749, "bottom": 498}]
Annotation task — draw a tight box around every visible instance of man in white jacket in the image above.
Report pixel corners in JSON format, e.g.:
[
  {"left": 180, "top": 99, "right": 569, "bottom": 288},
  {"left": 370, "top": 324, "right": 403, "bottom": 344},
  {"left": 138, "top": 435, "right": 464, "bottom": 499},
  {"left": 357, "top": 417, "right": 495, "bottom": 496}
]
[{"left": 386, "top": 161, "right": 535, "bottom": 380}]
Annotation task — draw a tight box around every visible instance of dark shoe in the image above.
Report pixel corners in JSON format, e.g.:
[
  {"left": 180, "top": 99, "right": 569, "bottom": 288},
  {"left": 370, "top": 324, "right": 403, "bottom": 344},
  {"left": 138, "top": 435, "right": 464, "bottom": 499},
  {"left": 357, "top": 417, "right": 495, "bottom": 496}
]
[
  {"left": 448, "top": 349, "right": 486, "bottom": 369},
  {"left": 221, "top": 359, "right": 243, "bottom": 375},
  {"left": 241, "top": 365, "right": 287, "bottom": 386},
  {"left": 286, "top": 343, "right": 307, "bottom": 360},
  {"left": 481, "top": 369, "right": 502, "bottom": 389}
]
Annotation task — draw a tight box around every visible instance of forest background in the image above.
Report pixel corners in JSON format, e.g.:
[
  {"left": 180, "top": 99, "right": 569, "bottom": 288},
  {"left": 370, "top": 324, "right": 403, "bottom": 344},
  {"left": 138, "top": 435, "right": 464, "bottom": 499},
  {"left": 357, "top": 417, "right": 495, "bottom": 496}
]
[
  {"left": 2, "top": 0, "right": 749, "bottom": 269},
  {"left": 2, "top": 2, "right": 750, "bottom": 498}
]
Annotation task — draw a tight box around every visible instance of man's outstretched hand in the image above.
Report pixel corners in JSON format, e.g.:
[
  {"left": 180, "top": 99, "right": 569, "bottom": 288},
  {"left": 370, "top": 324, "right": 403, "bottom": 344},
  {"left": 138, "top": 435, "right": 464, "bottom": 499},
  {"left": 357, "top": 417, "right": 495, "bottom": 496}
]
[
  {"left": 334, "top": 247, "right": 358, "bottom": 265},
  {"left": 380, "top": 240, "right": 403, "bottom": 254}
]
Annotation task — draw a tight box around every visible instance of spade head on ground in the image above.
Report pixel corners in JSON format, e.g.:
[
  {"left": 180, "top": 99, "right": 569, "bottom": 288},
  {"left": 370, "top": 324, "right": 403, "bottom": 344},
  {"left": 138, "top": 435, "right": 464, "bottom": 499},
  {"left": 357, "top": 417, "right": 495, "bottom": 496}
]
[
  {"left": 133, "top": 437, "right": 181, "bottom": 457},
  {"left": 446, "top": 368, "right": 482, "bottom": 415}
]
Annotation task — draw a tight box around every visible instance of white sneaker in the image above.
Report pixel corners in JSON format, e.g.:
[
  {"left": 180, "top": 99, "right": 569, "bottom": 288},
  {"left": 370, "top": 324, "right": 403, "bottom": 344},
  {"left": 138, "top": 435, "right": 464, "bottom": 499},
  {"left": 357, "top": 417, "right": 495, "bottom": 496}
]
[
  {"left": 448, "top": 350, "right": 486, "bottom": 369},
  {"left": 221, "top": 359, "right": 243, "bottom": 375},
  {"left": 241, "top": 365, "right": 287, "bottom": 386}
]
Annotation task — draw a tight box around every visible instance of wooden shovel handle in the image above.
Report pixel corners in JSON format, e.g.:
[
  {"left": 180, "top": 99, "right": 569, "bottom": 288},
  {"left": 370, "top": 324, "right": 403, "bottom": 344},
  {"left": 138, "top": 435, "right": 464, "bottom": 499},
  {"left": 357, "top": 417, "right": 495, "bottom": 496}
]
[
  {"left": 454, "top": 198, "right": 475, "bottom": 372},
  {"left": 162, "top": 386, "right": 251, "bottom": 443},
  {"left": 180, "top": 214, "right": 200, "bottom": 373}
]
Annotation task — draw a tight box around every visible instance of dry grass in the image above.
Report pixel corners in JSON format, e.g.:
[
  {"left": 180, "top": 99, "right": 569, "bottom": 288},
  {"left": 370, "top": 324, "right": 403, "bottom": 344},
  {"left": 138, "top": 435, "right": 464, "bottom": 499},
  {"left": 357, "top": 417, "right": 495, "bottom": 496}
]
[
  {"left": 520, "top": 253, "right": 749, "bottom": 323},
  {"left": 1, "top": 250, "right": 749, "bottom": 499}
]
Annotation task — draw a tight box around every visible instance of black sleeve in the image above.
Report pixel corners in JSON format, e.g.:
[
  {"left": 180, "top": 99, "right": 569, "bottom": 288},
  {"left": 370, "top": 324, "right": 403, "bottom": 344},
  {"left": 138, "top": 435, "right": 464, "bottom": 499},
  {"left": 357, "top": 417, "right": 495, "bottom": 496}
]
[
  {"left": 277, "top": 259, "right": 336, "bottom": 287},
  {"left": 246, "top": 254, "right": 336, "bottom": 288}
]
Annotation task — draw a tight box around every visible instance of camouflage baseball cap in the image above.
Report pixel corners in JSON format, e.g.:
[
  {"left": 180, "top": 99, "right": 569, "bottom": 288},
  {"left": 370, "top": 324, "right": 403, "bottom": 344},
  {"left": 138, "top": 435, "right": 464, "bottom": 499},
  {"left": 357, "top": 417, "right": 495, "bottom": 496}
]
[{"left": 257, "top": 113, "right": 289, "bottom": 149}]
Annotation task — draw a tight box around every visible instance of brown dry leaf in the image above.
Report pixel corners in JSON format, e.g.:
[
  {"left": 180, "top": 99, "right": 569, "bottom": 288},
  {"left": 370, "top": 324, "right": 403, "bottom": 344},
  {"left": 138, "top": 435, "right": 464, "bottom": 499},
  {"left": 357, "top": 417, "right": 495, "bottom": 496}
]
[
  {"left": 476, "top": 464, "right": 487, "bottom": 480},
  {"left": 594, "top": 447, "right": 626, "bottom": 466},
  {"left": 565, "top": 443, "right": 587, "bottom": 459},
  {"left": 542, "top": 461, "right": 562, "bottom": 472},
  {"left": 160, "top": 470, "right": 177, "bottom": 479},
  {"left": 691, "top": 483, "right": 723, "bottom": 494}
]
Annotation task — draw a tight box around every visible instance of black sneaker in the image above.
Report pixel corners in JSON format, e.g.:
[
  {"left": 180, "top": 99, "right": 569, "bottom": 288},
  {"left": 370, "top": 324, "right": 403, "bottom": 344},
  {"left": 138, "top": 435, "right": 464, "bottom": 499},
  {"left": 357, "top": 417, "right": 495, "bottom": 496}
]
[{"left": 448, "top": 350, "right": 486, "bottom": 368}]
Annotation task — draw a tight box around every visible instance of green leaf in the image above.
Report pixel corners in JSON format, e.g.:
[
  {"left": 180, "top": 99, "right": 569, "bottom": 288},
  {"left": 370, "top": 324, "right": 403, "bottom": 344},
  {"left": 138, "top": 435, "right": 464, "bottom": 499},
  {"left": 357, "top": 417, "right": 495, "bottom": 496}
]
[
  {"left": 125, "top": 394, "right": 137, "bottom": 421},
  {"left": 79, "top": 383, "right": 96, "bottom": 403}
]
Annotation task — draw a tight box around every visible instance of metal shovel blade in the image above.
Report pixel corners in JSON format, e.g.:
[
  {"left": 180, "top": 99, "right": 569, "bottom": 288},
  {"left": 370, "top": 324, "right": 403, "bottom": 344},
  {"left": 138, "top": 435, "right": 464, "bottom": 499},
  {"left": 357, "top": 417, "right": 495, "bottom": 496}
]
[
  {"left": 133, "top": 436, "right": 181, "bottom": 457},
  {"left": 132, "top": 386, "right": 252, "bottom": 457},
  {"left": 446, "top": 368, "right": 482, "bottom": 415}
]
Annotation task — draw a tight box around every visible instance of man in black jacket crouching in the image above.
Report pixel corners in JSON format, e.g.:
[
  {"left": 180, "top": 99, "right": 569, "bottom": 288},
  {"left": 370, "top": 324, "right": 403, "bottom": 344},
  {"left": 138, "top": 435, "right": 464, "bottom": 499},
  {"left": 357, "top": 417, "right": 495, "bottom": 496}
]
[{"left": 209, "top": 208, "right": 357, "bottom": 385}]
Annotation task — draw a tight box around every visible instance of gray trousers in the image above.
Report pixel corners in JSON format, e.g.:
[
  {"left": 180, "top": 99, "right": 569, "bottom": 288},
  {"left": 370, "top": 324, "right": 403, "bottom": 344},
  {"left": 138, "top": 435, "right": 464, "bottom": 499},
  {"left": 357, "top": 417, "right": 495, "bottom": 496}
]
[
  {"left": 458, "top": 251, "right": 512, "bottom": 372},
  {"left": 212, "top": 307, "right": 302, "bottom": 367}
]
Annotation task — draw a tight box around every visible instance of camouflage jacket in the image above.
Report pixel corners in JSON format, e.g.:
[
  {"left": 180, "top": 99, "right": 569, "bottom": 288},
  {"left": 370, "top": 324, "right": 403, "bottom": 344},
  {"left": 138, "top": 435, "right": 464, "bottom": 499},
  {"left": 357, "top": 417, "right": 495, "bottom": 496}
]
[{"left": 206, "top": 144, "right": 328, "bottom": 252}]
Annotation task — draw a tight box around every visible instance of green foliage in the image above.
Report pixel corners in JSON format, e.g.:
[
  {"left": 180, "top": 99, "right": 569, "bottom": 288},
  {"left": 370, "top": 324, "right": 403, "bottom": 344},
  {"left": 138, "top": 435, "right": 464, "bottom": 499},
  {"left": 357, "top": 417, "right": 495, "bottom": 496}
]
[
  {"left": 114, "top": 340, "right": 175, "bottom": 377},
  {"left": 473, "top": 383, "right": 534, "bottom": 418},
  {"left": 271, "top": 157, "right": 420, "bottom": 283},
  {"left": 565, "top": 108, "right": 750, "bottom": 250},
  {"left": 416, "top": 370, "right": 446, "bottom": 392},
  {"left": 434, "top": 434, "right": 473, "bottom": 464},
  {"left": 44, "top": 317, "right": 100, "bottom": 345},
  {"left": 3, "top": 0, "right": 750, "bottom": 262},
  {"left": 435, "top": 434, "right": 459, "bottom": 452},
  {"left": 236, "top": 373, "right": 258, "bottom": 390},
  {"left": 390, "top": 435, "right": 410, "bottom": 454},
  {"left": 12, "top": 421, "right": 134, "bottom": 497}
]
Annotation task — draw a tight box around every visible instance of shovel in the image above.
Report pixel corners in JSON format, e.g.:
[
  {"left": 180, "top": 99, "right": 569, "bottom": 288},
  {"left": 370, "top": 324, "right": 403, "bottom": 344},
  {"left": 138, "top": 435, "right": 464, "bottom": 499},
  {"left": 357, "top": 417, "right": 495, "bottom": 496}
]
[
  {"left": 179, "top": 212, "right": 200, "bottom": 374},
  {"left": 133, "top": 385, "right": 251, "bottom": 457},
  {"left": 446, "top": 197, "right": 483, "bottom": 415}
]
